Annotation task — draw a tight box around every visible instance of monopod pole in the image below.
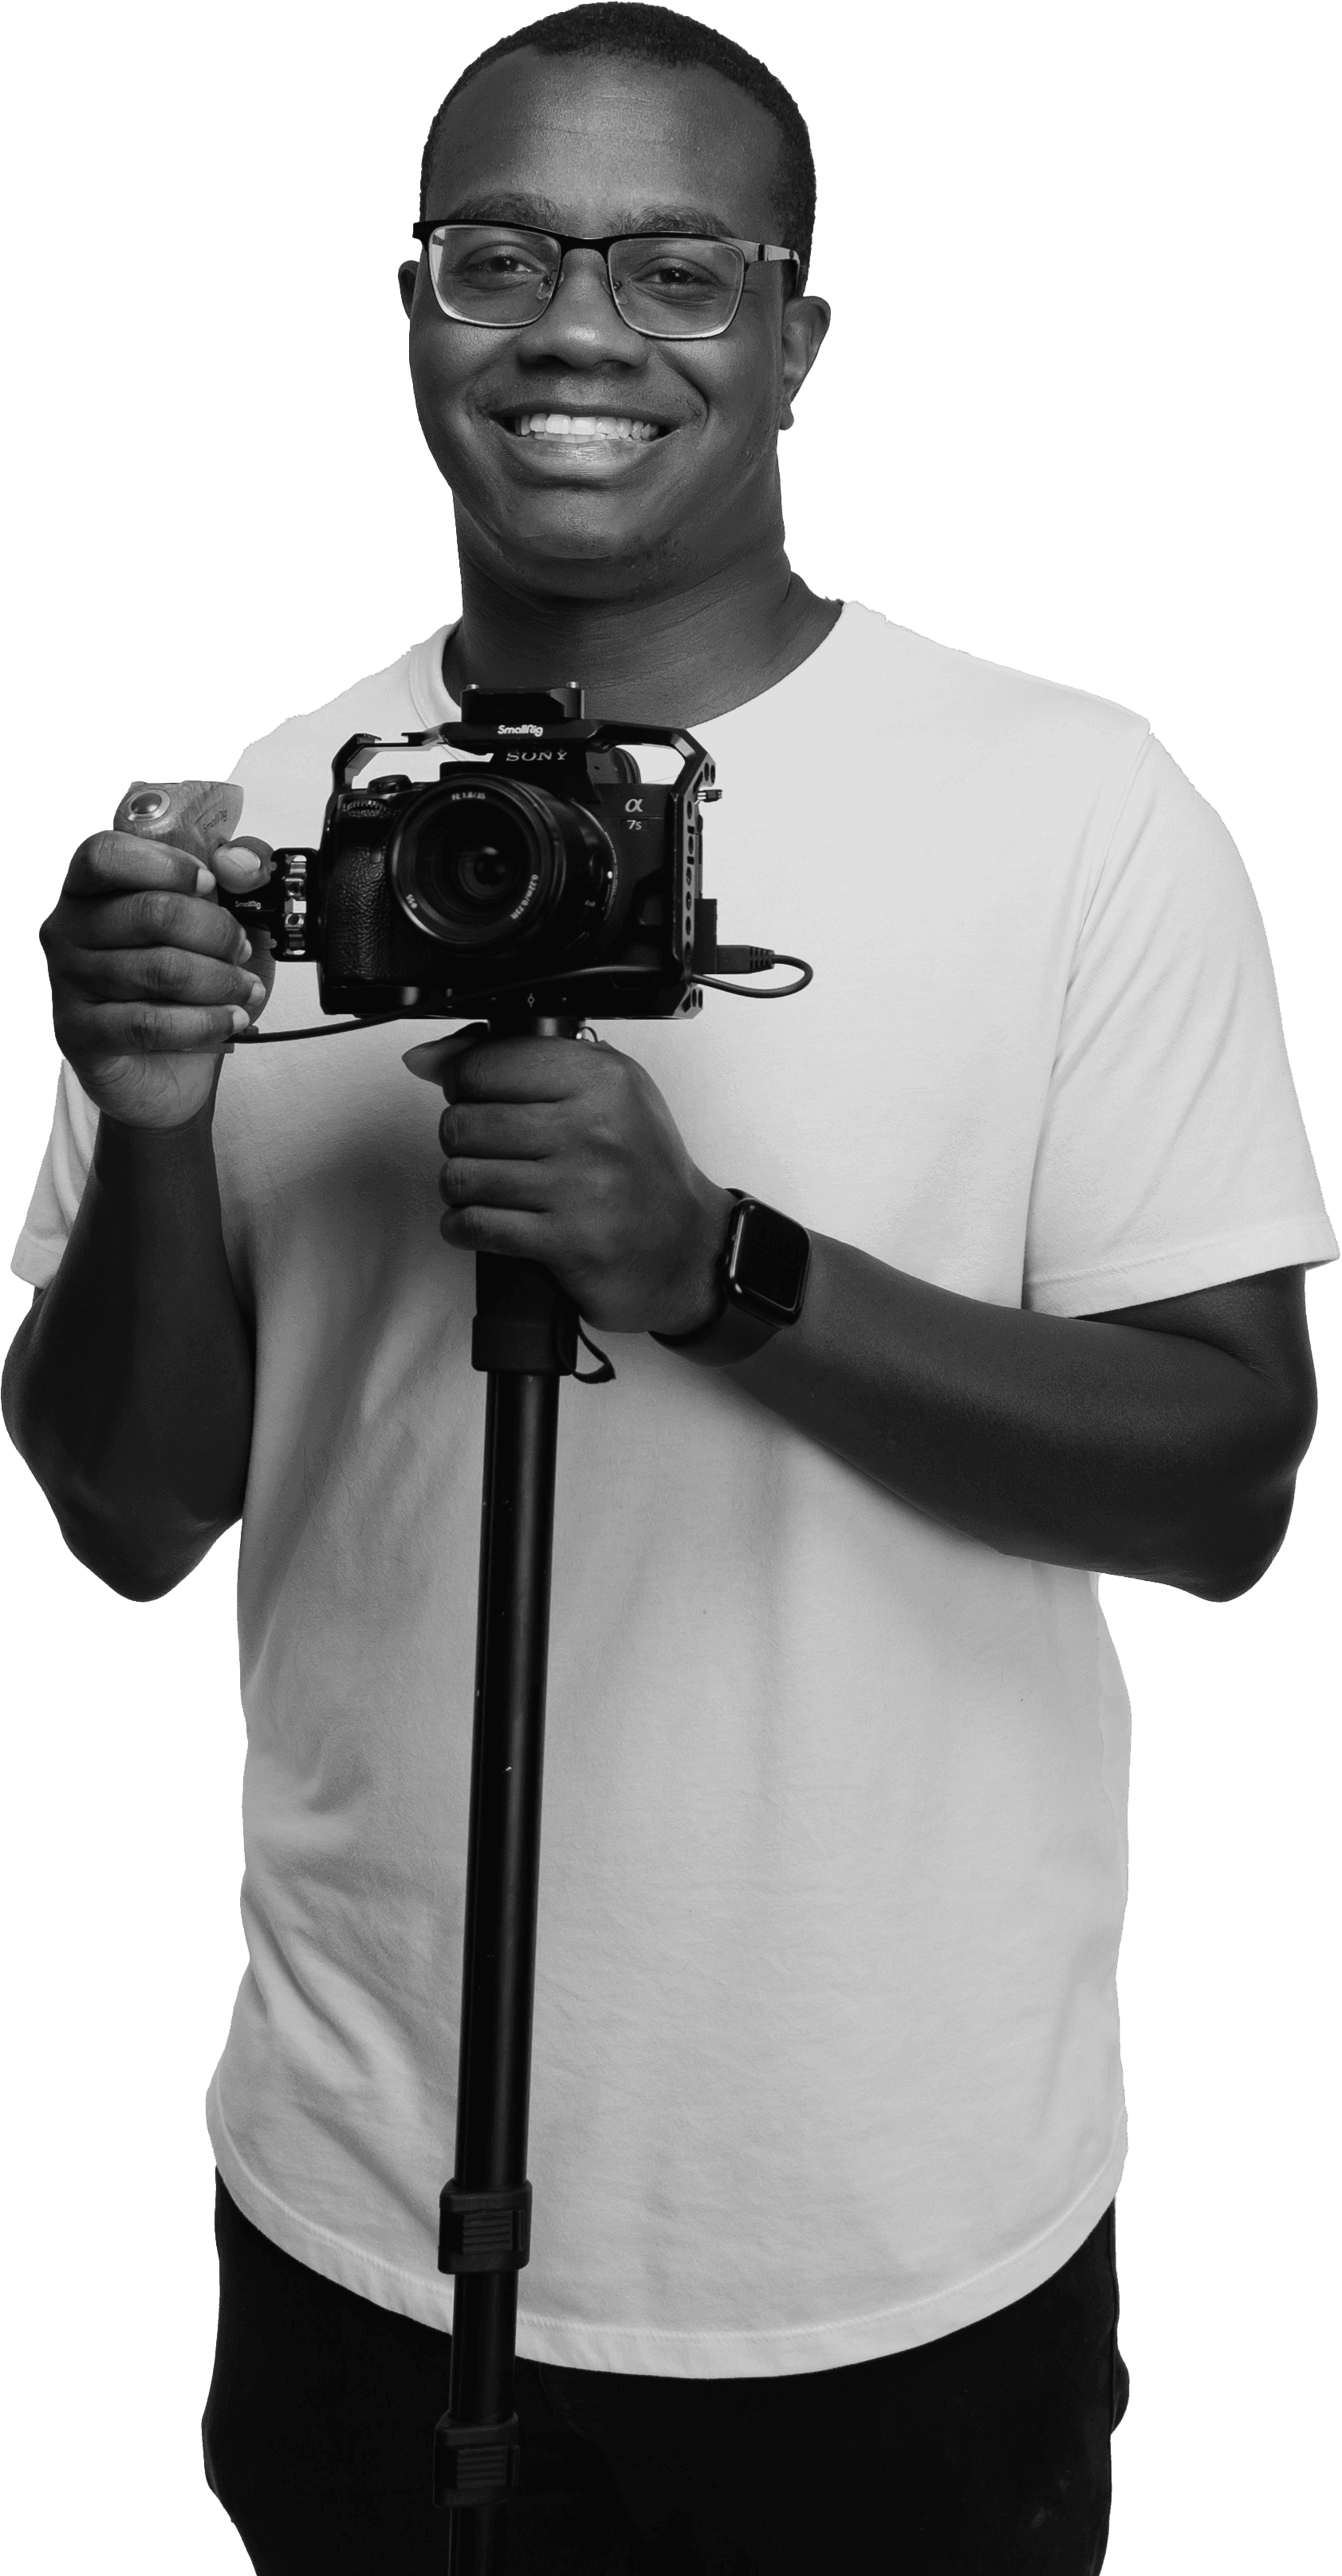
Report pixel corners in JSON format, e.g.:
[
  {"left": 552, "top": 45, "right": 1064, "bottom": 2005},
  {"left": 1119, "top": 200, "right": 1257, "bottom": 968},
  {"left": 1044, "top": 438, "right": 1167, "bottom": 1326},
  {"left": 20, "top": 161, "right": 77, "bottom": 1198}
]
[{"left": 433, "top": 1018, "right": 580, "bottom": 2574}]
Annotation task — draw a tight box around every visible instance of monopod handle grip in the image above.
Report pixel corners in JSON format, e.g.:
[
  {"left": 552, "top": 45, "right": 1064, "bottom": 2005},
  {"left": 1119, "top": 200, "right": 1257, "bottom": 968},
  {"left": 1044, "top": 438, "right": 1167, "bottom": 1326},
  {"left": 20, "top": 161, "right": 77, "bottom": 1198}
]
[
  {"left": 472, "top": 1255, "right": 577, "bottom": 1376},
  {"left": 469, "top": 1014, "right": 582, "bottom": 1375}
]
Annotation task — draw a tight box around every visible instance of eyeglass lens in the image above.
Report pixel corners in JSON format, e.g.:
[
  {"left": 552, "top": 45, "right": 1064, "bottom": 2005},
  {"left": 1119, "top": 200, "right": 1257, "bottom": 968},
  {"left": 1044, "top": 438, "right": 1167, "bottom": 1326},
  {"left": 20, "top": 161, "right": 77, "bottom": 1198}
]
[{"left": 427, "top": 226, "right": 747, "bottom": 338}]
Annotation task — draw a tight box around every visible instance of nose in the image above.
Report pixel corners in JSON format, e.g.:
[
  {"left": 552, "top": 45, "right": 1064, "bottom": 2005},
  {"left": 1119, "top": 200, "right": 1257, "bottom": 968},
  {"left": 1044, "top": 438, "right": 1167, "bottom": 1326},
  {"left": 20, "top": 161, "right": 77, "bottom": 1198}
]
[{"left": 518, "top": 249, "right": 648, "bottom": 368}]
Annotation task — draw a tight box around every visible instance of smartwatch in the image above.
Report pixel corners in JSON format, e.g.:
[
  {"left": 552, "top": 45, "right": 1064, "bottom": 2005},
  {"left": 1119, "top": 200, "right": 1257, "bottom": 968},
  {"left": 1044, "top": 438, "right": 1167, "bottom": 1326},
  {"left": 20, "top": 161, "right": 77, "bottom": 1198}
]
[{"left": 651, "top": 1192, "right": 812, "bottom": 1368}]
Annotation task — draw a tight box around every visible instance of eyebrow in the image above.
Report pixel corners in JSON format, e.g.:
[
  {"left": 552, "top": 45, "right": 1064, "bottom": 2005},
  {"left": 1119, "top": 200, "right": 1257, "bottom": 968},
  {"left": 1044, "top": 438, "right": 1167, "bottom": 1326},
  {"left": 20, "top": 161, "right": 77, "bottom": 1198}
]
[{"left": 434, "top": 191, "right": 742, "bottom": 238}]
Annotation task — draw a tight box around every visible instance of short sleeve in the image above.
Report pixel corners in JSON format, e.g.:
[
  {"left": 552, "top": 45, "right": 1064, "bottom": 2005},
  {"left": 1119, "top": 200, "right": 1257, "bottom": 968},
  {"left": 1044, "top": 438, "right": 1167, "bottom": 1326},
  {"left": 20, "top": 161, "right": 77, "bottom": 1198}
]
[
  {"left": 1023, "top": 735, "right": 1336, "bottom": 1316},
  {"left": 11, "top": 1060, "right": 101, "bottom": 1290}
]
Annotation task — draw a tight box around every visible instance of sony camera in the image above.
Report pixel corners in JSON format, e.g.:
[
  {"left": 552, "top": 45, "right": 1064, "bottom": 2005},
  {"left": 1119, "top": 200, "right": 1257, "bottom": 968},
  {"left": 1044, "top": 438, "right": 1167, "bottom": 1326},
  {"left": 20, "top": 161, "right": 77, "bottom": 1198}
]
[{"left": 179, "top": 684, "right": 767, "bottom": 1026}]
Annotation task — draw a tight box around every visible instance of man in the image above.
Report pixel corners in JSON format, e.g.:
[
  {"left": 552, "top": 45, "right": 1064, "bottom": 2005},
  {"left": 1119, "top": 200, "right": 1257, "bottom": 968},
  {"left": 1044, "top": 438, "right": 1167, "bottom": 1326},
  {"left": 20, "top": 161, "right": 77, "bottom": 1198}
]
[{"left": 5, "top": 6, "right": 1334, "bottom": 2570}]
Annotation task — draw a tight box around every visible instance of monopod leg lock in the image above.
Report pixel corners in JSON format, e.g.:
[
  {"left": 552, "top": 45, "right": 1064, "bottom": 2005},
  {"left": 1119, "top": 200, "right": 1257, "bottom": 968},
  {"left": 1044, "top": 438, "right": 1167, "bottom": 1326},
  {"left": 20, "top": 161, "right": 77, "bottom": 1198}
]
[
  {"left": 435, "top": 2186, "right": 533, "bottom": 2504},
  {"left": 433, "top": 2413, "right": 524, "bottom": 2509},
  {"left": 439, "top": 2177, "right": 533, "bottom": 2271}
]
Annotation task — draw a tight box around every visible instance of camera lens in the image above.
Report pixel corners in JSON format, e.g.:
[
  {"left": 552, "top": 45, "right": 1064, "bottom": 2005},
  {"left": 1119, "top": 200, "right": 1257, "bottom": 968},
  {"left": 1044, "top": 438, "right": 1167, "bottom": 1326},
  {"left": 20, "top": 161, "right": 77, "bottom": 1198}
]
[
  {"left": 389, "top": 777, "right": 614, "bottom": 958},
  {"left": 448, "top": 826, "right": 531, "bottom": 913}
]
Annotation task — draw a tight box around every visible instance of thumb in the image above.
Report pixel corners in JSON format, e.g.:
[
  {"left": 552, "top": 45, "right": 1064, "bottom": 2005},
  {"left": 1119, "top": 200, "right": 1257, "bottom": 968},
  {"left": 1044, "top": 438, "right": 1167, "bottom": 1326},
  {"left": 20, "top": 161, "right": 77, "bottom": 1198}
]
[
  {"left": 403, "top": 1024, "right": 491, "bottom": 1087},
  {"left": 212, "top": 836, "right": 275, "bottom": 893}
]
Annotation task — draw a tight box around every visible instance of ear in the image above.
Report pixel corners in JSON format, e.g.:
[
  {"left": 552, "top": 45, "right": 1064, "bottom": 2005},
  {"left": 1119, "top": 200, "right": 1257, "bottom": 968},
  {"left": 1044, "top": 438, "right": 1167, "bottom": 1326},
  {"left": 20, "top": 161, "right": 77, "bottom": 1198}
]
[
  {"left": 778, "top": 294, "right": 831, "bottom": 432},
  {"left": 399, "top": 260, "right": 419, "bottom": 320}
]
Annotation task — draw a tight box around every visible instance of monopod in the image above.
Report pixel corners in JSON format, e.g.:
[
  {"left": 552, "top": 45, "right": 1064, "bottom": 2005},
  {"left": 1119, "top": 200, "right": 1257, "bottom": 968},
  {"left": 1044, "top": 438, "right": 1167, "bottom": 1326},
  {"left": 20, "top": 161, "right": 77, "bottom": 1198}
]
[
  {"left": 116, "top": 717, "right": 810, "bottom": 2572},
  {"left": 430, "top": 1015, "right": 584, "bottom": 2576}
]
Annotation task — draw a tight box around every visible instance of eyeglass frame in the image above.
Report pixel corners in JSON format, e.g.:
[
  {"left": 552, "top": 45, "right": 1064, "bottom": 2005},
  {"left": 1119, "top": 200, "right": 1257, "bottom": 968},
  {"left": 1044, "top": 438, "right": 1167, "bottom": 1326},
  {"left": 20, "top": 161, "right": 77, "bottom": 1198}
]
[{"left": 409, "top": 221, "right": 801, "bottom": 340}]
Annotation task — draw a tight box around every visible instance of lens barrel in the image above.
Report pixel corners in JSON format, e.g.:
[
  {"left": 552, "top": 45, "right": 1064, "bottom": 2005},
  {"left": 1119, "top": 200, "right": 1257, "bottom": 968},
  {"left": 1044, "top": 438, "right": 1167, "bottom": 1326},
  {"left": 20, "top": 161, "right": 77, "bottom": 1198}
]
[{"left": 388, "top": 777, "right": 616, "bottom": 958}]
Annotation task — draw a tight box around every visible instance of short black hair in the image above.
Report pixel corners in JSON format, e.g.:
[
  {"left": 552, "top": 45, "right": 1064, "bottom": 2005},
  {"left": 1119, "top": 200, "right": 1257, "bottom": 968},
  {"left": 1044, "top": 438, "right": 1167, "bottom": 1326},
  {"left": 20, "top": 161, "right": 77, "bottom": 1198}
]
[{"left": 419, "top": 3, "right": 816, "bottom": 286}]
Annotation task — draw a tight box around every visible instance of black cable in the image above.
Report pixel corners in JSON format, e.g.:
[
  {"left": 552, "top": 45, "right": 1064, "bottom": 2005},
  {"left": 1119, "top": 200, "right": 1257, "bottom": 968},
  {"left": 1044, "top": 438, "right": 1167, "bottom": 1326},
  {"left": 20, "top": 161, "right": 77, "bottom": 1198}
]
[
  {"left": 692, "top": 954, "right": 813, "bottom": 998},
  {"left": 231, "top": 954, "right": 814, "bottom": 1043},
  {"left": 233, "top": 1014, "right": 401, "bottom": 1044},
  {"left": 233, "top": 965, "right": 661, "bottom": 1044}
]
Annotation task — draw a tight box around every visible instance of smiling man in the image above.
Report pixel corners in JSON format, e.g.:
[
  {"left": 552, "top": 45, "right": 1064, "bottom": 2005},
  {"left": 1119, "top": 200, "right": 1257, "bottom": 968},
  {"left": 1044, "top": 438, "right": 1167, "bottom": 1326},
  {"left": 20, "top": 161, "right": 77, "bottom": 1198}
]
[
  {"left": 404, "top": 29, "right": 838, "bottom": 726},
  {"left": 4, "top": 7, "right": 1336, "bottom": 2574}
]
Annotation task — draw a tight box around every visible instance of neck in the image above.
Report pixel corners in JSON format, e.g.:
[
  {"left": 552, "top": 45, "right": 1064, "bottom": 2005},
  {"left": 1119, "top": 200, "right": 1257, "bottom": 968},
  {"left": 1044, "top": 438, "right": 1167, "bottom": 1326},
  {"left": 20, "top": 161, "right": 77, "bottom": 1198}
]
[{"left": 442, "top": 526, "right": 840, "bottom": 725}]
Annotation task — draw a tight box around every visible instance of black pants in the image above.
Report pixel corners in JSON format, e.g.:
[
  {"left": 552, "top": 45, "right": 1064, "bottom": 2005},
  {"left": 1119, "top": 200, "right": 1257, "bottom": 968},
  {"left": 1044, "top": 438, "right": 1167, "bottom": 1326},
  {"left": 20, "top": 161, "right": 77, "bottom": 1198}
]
[{"left": 203, "top": 2175, "right": 1128, "bottom": 2574}]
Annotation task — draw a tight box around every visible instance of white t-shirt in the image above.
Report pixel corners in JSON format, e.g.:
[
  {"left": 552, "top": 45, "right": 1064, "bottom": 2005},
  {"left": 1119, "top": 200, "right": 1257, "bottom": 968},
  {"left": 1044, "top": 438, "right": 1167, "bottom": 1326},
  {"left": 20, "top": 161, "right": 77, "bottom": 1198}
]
[{"left": 14, "top": 604, "right": 1336, "bottom": 2375}]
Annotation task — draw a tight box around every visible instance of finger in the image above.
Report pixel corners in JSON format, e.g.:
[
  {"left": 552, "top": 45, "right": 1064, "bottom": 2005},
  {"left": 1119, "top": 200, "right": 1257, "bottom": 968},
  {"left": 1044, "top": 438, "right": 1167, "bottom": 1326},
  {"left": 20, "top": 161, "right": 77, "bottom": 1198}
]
[
  {"left": 211, "top": 836, "right": 275, "bottom": 895},
  {"left": 428, "top": 1034, "right": 593, "bottom": 1104},
  {"left": 437, "top": 1205, "right": 553, "bottom": 1258},
  {"left": 403, "top": 1025, "right": 490, "bottom": 1085},
  {"left": 66, "top": 829, "right": 219, "bottom": 903},
  {"left": 439, "top": 1157, "right": 552, "bottom": 1215},
  {"left": 63, "top": 886, "right": 253, "bottom": 963},
  {"left": 69, "top": 946, "right": 268, "bottom": 1013},
  {"left": 438, "top": 1101, "right": 559, "bottom": 1159},
  {"left": 55, "top": 999, "right": 250, "bottom": 1056},
  {"left": 239, "top": 938, "right": 278, "bottom": 1005}
]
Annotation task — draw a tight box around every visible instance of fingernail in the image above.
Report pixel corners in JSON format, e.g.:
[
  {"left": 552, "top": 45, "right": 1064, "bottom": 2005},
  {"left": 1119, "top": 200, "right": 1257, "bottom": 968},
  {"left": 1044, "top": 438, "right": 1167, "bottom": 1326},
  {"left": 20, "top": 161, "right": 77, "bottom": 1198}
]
[
  {"left": 196, "top": 866, "right": 216, "bottom": 895},
  {"left": 229, "top": 1006, "right": 250, "bottom": 1034},
  {"left": 246, "top": 977, "right": 266, "bottom": 1008},
  {"left": 223, "top": 844, "right": 264, "bottom": 875}
]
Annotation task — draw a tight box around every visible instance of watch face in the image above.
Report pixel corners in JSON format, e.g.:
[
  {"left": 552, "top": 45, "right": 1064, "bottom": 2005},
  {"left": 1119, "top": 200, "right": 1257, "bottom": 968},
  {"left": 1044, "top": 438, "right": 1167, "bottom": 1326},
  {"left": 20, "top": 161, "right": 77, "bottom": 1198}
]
[{"left": 726, "top": 1201, "right": 811, "bottom": 1321}]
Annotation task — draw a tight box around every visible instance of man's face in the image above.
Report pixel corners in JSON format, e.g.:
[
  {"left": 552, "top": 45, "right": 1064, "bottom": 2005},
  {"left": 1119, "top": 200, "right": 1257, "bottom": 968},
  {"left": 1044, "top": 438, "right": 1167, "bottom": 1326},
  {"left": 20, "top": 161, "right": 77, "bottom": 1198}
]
[{"left": 399, "top": 49, "right": 828, "bottom": 599}]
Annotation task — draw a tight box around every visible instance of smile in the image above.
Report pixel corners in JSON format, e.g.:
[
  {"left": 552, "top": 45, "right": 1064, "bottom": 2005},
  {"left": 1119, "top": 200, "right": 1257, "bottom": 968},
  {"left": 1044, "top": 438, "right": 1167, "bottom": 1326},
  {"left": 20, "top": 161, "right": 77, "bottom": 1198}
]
[{"left": 506, "top": 412, "right": 666, "bottom": 442}]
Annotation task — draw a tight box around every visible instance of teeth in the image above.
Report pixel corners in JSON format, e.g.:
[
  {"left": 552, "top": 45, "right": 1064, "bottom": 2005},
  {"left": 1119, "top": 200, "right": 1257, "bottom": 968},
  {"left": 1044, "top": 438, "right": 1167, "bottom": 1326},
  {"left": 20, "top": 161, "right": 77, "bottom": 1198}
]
[{"left": 513, "top": 413, "right": 661, "bottom": 441}]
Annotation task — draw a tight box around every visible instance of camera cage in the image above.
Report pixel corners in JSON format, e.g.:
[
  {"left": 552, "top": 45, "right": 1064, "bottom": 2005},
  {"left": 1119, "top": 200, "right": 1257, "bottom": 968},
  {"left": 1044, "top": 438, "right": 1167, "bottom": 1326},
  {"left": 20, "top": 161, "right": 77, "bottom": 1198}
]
[
  {"left": 211, "top": 682, "right": 809, "bottom": 1038},
  {"left": 328, "top": 685, "right": 715, "bottom": 999}
]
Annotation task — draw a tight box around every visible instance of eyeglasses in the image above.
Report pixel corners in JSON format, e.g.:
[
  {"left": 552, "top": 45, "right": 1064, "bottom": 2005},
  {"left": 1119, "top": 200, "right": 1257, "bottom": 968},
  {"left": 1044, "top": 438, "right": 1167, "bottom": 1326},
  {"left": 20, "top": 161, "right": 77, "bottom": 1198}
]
[{"left": 410, "top": 222, "right": 799, "bottom": 341}]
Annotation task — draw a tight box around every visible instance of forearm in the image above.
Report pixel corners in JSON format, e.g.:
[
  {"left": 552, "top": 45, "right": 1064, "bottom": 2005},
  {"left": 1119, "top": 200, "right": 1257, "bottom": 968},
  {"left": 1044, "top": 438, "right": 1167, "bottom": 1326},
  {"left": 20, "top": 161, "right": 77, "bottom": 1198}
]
[
  {"left": 732, "top": 1234, "right": 1304, "bottom": 1597},
  {"left": 2, "top": 1097, "right": 254, "bottom": 1597}
]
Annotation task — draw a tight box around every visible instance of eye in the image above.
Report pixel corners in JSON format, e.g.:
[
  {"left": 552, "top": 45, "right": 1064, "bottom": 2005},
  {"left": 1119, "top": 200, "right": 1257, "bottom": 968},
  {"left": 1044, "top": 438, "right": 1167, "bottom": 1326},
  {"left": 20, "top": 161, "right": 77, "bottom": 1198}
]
[
  {"left": 432, "top": 228, "right": 560, "bottom": 309},
  {"left": 611, "top": 239, "right": 742, "bottom": 313},
  {"left": 461, "top": 249, "right": 549, "bottom": 282},
  {"left": 632, "top": 256, "right": 718, "bottom": 293}
]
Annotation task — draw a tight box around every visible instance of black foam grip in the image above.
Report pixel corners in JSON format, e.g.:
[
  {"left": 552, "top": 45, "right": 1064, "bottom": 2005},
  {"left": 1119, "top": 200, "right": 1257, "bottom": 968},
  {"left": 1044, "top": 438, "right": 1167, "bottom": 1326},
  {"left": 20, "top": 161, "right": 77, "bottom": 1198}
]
[{"left": 473, "top": 1254, "right": 577, "bottom": 1375}]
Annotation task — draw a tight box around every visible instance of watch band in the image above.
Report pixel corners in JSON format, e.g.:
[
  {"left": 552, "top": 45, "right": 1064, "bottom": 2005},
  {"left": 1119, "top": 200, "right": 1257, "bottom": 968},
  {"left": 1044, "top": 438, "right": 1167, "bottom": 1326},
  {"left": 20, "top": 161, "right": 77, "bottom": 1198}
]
[
  {"left": 652, "top": 1293, "right": 781, "bottom": 1368},
  {"left": 651, "top": 1192, "right": 809, "bottom": 1370}
]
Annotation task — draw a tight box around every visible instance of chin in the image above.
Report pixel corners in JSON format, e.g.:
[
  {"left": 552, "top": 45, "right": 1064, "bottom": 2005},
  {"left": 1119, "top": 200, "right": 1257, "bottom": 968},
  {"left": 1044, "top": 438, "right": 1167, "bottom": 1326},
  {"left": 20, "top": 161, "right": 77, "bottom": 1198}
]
[{"left": 487, "top": 498, "right": 683, "bottom": 588}]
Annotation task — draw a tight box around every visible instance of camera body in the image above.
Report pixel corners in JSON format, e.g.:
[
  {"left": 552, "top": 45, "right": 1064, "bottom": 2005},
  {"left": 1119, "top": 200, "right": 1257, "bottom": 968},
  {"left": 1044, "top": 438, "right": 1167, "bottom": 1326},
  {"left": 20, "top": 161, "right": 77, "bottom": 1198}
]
[{"left": 224, "top": 684, "right": 721, "bottom": 1025}]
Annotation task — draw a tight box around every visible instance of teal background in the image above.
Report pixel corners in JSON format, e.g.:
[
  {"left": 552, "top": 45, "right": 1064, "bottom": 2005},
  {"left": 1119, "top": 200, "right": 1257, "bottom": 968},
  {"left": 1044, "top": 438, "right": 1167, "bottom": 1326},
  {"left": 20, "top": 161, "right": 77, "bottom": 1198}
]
[{"left": 2, "top": 6, "right": 1335, "bottom": 2566}]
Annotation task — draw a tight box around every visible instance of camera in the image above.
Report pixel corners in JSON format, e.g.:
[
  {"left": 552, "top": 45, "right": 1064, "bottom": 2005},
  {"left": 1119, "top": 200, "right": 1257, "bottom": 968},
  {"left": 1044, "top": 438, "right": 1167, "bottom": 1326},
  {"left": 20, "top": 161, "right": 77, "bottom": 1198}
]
[{"left": 212, "top": 683, "right": 749, "bottom": 1025}]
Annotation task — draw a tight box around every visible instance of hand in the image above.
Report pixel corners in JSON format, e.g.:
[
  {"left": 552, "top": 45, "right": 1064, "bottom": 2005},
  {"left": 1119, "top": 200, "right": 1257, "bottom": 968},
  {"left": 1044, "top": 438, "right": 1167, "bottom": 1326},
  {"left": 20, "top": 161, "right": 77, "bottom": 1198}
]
[
  {"left": 404, "top": 1027, "right": 736, "bottom": 1335},
  {"left": 41, "top": 802, "right": 276, "bottom": 1131}
]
